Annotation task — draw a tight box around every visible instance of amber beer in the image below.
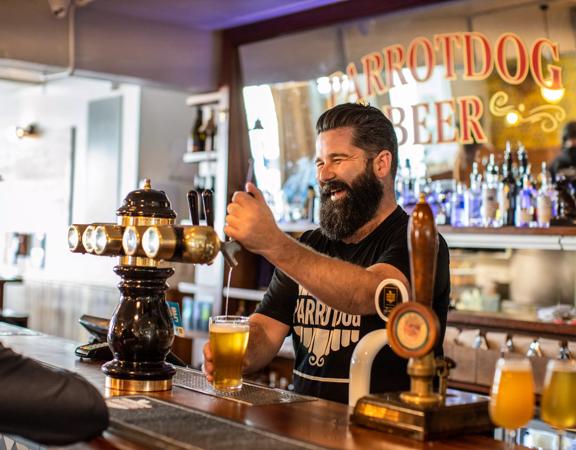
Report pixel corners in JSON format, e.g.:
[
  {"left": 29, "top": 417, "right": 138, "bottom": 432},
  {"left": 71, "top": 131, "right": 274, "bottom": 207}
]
[
  {"left": 209, "top": 316, "right": 250, "bottom": 391},
  {"left": 489, "top": 358, "right": 535, "bottom": 430}
]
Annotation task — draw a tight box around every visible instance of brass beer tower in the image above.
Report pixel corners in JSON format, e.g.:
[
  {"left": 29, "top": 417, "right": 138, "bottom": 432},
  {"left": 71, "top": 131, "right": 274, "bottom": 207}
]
[
  {"left": 68, "top": 180, "right": 236, "bottom": 393},
  {"left": 351, "top": 194, "right": 491, "bottom": 440}
]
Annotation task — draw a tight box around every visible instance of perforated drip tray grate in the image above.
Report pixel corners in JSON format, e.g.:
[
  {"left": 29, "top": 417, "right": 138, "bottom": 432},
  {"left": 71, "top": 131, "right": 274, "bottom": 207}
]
[
  {"left": 107, "top": 396, "right": 326, "bottom": 450},
  {"left": 173, "top": 367, "right": 317, "bottom": 406}
]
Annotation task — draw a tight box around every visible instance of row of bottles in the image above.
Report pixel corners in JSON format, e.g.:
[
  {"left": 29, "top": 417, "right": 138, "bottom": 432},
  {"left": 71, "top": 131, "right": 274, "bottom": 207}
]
[
  {"left": 187, "top": 106, "right": 218, "bottom": 153},
  {"left": 397, "top": 142, "right": 559, "bottom": 228}
]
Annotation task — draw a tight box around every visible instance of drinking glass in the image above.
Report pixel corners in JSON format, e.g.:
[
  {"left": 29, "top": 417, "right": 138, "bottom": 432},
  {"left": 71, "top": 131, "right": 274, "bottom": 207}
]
[
  {"left": 540, "top": 359, "right": 576, "bottom": 450},
  {"left": 489, "top": 357, "right": 535, "bottom": 446},
  {"left": 208, "top": 315, "right": 250, "bottom": 392}
]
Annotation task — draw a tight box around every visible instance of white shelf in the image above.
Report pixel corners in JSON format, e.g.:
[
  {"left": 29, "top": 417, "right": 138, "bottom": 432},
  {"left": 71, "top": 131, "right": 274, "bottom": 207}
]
[
  {"left": 182, "top": 151, "right": 218, "bottom": 164},
  {"left": 223, "top": 287, "right": 266, "bottom": 302},
  {"left": 186, "top": 91, "right": 223, "bottom": 106},
  {"left": 178, "top": 282, "right": 218, "bottom": 297},
  {"left": 443, "top": 232, "right": 564, "bottom": 250}
]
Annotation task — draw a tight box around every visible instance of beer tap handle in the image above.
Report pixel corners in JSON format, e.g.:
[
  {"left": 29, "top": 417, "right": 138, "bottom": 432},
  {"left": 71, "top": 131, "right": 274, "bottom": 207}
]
[
  {"left": 202, "top": 189, "right": 214, "bottom": 228},
  {"left": 187, "top": 190, "right": 200, "bottom": 226}
]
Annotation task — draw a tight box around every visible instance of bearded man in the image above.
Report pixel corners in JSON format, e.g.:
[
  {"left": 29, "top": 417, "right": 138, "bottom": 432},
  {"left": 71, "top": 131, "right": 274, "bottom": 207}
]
[{"left": 203, "top": 103, "right": 450, "bottom": 404}]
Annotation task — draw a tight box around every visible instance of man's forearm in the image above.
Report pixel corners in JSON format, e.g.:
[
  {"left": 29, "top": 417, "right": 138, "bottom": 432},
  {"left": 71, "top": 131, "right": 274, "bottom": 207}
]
[{"left": 261, "top": 233, "right": 406, "bottom": 315}]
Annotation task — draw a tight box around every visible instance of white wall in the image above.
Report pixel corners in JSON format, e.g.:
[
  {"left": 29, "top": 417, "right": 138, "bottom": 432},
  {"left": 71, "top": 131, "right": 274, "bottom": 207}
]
[{"left": 0, "top": 77, "right": 140, "bottom": 288}]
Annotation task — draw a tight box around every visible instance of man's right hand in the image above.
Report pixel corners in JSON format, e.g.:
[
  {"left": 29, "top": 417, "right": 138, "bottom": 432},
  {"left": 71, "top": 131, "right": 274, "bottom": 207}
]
[{"left": 202, "top": 342, "right": 214, "bottom": 383}]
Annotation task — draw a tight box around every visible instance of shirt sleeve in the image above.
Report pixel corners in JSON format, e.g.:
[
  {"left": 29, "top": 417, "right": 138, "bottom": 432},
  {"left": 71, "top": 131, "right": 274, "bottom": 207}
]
[
  {"left": 255, "top": 267, "right": 298, "bottom": 329},
  {"left": 0, "top": 343, "right": 109, "bottom": 445},
  {"left": 254, "top": 231, "right": 314, "bottom": 329}
]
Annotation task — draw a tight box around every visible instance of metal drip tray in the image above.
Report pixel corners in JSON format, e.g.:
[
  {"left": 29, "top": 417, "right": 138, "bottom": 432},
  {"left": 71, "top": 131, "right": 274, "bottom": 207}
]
[
  {"left": 173, "top": 367, "right": 316, "bottom": 406},
  {"left": 108, "top": 396, "right": 326, "bottom": 450}
]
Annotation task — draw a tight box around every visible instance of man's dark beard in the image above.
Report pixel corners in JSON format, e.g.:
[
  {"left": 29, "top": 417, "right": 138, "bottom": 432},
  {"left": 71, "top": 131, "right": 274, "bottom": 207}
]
[{"left": 319, "top": 164, "right": 384, "bottom": 241}]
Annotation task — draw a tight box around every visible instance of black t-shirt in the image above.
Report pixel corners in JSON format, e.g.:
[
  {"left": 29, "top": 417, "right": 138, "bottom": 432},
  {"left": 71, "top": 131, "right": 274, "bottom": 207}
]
[{"left": 256, "top": 206, "right": 451, "bottom": 404}]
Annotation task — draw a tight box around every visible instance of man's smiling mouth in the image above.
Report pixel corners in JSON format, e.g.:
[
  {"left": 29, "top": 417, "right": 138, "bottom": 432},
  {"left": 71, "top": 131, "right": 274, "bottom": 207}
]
[{"left": 330, "top": 188, "right": 347, "bottom": 201}]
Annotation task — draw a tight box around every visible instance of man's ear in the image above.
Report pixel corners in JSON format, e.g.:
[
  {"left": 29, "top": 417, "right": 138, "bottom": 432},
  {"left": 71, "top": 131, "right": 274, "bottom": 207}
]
[{"left": 373, "top": 150, "right": 392, "bottom": 178}]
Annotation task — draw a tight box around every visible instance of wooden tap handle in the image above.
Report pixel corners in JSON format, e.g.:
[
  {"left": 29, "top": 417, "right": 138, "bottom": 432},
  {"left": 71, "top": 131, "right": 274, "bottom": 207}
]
[{"left": 408, "top": 193, "right": 438, "bottom": 306}]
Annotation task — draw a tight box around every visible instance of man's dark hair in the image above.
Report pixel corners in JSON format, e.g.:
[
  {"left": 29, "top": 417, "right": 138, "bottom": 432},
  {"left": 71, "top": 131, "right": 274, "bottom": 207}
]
[
  {"left": 316, "top": 103, "right": 399, "bottom": 180},
  {"left": 562, "top": 121, "right": 576, "bottom": 147}
]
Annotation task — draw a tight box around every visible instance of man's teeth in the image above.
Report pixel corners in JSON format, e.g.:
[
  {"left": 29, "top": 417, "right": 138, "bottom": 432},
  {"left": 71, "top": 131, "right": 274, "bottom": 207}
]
[{"left": 330, "top": 189, "right": 345, "bottom": 200}]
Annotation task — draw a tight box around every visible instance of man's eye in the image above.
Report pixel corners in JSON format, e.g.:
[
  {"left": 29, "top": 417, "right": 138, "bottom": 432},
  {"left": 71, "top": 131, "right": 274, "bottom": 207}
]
[{"left": 315, "top": 162, "right": 324, "bottom": 169}]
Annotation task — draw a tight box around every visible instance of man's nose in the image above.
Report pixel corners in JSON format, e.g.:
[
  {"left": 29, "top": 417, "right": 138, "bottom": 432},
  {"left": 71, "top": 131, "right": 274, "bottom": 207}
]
[{"left": 317, "top": 163, "right": 335, "bottom": 184}]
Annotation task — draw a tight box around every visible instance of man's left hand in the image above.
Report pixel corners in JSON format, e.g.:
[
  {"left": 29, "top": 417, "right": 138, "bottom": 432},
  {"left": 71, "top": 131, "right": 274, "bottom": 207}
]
[{"left": 224, "top": 182, "right": 284, "bottom": 255}]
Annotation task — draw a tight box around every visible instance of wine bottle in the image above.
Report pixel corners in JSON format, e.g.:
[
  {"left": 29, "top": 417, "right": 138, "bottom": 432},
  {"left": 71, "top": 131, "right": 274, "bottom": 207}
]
[
  {"left": 189, "top": 106, "right": 206, "bottom": 152},
  {"left": 498, "top": 142, "right": 517, "bottom": 226},
  {"left": 204, "top": 108, "right": 217, "bottom": 152}
]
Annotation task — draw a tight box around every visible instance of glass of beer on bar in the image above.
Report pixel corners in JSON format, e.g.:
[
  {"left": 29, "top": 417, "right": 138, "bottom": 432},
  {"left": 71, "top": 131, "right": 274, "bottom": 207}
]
[
  {"left": 209, "top": 315, "right": 250, "bottom": 391},
  {"left": 489, "top": 357, "right": 535, "bottom": 446},
  {"left": 540, "top": 359, "right": 576, "bottom": 450}
]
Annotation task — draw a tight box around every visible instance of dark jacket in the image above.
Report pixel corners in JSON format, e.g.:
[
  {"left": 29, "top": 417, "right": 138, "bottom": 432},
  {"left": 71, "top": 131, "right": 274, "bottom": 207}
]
[
  {"left": 0, "top": 343, "right": 109, "bottom": 445},
  {"left": 550, "top": 146, "right": 576, "bottom": 180}
]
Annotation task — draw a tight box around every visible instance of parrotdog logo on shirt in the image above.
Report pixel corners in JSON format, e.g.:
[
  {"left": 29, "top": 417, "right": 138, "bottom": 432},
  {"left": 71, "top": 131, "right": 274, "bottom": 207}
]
[{"left": 293, "top": 285, "right": 360, "bottom": 367}]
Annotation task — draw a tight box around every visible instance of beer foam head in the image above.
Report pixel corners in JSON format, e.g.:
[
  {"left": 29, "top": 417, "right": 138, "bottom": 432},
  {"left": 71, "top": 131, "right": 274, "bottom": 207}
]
[
  {"left": 209, "top": 322, "right": 249, "bottom": 333},
  {"left": 547, "top": 359, "right": 576, "bottom": 373},
  {"left": 209, "top": 316, "right": 249, "bottom": 333},
  {"left": 496, "top": 357, "right": 532, "bottom": 372}
]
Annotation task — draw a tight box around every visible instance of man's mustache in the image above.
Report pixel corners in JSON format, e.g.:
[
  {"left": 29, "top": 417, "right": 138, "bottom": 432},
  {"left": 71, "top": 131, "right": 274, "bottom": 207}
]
[{"left": 320, "top": 180, "right": 350, "bottom": 198}]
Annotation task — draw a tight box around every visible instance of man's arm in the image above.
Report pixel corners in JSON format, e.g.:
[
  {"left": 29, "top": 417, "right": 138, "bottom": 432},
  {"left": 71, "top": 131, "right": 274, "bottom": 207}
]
[
  {"left": 0, "top": 344, "right": 109, "bottom": 445},
  {"left": 224, "top": 184, "right": 409, "bottom": 315},
  {"left": 203, "top": 313, "right": 289, "bottom": 379}
]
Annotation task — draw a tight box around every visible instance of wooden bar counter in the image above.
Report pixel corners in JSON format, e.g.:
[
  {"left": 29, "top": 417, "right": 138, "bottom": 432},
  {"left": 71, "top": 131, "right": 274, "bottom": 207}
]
[{"left": 0, "top": 330, "right": 525, "bottom": 450}]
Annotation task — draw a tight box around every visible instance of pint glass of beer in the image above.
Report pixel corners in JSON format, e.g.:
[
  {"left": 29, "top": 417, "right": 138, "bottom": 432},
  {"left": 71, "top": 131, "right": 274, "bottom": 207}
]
[{"left": 209, "top": 315, "right": 250, "bottom": 391}]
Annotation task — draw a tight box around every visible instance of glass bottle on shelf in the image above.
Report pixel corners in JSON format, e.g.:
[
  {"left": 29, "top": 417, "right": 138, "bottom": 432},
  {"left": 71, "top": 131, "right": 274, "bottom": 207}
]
[
  {"left": 537, "top": 162, "right": 555, "bottom": 228},
  {"left": 482, "top": 153, "right": 500, "bottom": 227},
  {"left": 516, "top": 172, "right": 535, "bottom": 227},
  {"left": 451, "top": 181, "right": 466, "bottom": 227},
  {"left": 204, "top": 108, "right": 218, "bottom": 152},
  {"left": 466, "top": 162, "right": 483, "bottom": 227},
  {"left": 498, "top": 141, "right": 517, "bottom": 227},
  {"left": 516, "top": 142, "right": 529, "bottom": 188},
  {"left": 188, "top": 106, "right": 206, "bottom": 152}
]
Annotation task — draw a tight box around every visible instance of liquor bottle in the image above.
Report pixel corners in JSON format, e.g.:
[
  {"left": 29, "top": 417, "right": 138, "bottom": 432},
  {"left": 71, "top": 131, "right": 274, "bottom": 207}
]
[
  {"left": 204, "top": 108, "right": 217, "bottom": 152},
  {"left": 498, "top": 142, "right": 517, "bottom": 226},
  {"left": 398, "top": 159, "right": 417, "bottom": 215},
  {"left": 450, "top": 182, "right": 466, "bottom": 227},
  {"left": 516, "top": 173, "right": 535, "bottom": 227},
  {"left": 188, "top": 106, "right": 206, "bottom": 152},
  {"left": 537, "top": 162, "right": 555, "bottom": 228},
  {"left": 516, "top": 142, "right": 529, "bottom": 186},
  {"left": 481, "top": 154, "right": 500, "bottom": 227},
  {"left": 465, "top": 162, "right": 483, "bottom": 226}
]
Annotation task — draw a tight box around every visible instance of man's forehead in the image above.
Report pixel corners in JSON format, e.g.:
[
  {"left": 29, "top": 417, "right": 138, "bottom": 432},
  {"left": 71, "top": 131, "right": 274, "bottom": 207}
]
[{"left": 315, "top": 127, "right": 359, "bottom": 157}]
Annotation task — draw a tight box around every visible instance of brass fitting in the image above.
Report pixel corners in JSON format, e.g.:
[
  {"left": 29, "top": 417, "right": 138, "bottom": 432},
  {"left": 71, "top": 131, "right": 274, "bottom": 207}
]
[
  {"left": 67, "top": 224, "right": 88, "bottom": 253},
  {"left": 122, "top": 225, "right": 150, "bottom": 257},
  {"left": 141, "top": 225, "right": 220, "bottom": 264},
  {"left": 93, "top": 225, "right": 125, "bottom": 256}
]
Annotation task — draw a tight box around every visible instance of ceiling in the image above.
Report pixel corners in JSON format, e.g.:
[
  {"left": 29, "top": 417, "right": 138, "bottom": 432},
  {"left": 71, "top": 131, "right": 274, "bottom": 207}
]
[{"left": 87, "top": 0, "right": 347, "bottom": 31}]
